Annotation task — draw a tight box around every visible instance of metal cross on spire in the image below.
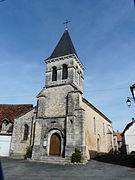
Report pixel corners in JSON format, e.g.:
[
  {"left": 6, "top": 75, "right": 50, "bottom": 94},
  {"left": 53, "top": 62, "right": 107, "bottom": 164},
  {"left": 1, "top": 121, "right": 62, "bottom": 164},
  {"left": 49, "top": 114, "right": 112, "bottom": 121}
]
[{"left": 63, "top": 19, "right": 70, "bottom": 30}]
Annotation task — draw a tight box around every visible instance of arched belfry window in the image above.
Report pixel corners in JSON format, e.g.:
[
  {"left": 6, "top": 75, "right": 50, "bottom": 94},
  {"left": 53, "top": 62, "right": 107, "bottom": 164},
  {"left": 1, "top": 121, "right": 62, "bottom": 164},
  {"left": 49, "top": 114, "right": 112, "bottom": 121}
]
[
  {"left": 62, "top": 64, "right": 68, "bottom": 80},
  {"left": 23, "top": 124, "right": 29, "bottom": 141},
  {"left": 52, "top": 66, "right": 57, "bottom": 81}
]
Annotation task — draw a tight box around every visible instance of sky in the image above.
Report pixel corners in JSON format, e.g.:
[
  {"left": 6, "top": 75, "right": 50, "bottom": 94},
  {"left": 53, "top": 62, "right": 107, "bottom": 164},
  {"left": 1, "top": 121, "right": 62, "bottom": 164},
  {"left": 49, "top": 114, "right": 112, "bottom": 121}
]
[{"left": 0, "top": 0, "right": 135, "bottom": 132}]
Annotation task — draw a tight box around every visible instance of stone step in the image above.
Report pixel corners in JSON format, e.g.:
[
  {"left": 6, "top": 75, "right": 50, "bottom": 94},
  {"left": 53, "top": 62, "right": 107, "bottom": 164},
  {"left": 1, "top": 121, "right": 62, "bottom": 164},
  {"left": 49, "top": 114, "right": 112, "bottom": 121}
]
[
  {"left": 38, "top": 156, "right": 70, "bottom": 165},
  {"left": 10, "top": 154, "right": 24, "bottom": 159}
]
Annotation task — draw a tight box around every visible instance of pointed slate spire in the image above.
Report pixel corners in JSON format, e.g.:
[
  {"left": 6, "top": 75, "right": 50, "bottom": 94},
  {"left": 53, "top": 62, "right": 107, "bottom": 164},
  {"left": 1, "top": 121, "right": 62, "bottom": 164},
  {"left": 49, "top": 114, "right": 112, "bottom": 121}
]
[{"left": 47, "top": 30, "right": 78, "bottom": 60}]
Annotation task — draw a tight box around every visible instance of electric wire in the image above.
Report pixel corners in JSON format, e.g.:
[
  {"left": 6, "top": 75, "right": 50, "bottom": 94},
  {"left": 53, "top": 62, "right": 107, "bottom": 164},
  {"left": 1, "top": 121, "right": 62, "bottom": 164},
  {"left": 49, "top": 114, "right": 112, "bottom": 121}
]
[{"left": 0, "top": 86, "right": 128, "bottom": 99}]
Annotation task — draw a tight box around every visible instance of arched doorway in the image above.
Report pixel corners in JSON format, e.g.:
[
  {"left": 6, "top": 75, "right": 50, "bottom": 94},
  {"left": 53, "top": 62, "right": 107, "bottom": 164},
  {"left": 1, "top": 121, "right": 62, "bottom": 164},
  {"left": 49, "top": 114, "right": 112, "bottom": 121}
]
[{"left": 49, "top": 133, "right": 61, "bottom": 156}]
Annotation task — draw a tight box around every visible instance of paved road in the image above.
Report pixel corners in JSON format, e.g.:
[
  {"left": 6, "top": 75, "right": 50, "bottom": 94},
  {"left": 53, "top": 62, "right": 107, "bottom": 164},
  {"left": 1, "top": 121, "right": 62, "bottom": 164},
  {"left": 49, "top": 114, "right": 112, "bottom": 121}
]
[{"left": 0, "top": 158, "right": 135, "bottom": 180}]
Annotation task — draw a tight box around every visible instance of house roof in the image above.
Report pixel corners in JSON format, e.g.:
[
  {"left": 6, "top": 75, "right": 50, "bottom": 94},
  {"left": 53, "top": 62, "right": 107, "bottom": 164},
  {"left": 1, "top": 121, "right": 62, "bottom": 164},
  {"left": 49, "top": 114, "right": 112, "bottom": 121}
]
[
  {"left": 116, "top": 131, "right": 122, "bottom": 141},
  {"left": 130, "top": 84, "right": 135, "bottom": 88},
  {"left": 47, "top": 30, "right": 78, "bottom": 60},
  {"left": 130, "top": 83, "right": 135, "bottom": 99},
  {"left": 82, "top": 98, "right": 112, "bottom": 123},
  {"left": 0, "top": 104, "right": 33, "bottom": 132},
  {"left": 122, "top": 120, "right": 135, "bottom": 135}
]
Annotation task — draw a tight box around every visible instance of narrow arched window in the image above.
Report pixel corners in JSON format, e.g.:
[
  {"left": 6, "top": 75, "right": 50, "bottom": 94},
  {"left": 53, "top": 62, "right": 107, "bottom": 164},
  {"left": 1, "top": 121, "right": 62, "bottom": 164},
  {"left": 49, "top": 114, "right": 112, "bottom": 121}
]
[
  {"left": 93, "top": 117, "right": 96, "bottom": 135},
  {"left": 75, "top": 66, "right": 78, "bottom": 83},
  {"left": 62, "top": 64, "right": 68, "bottom": 79},
  {"left": 52, "top": 66, "right": 57, "bottom": 81},
  {"left": 103, "top": 123, "right": 105, "bottom": 135},
  {"left": 23, "top": 124, "right": 29, "bottom": 141},
  {"left": 79, "top": 72, "right": 81, "bottom": 85},
  {"left": 1, "top": 119, "right": 9, "bottom": 133}
]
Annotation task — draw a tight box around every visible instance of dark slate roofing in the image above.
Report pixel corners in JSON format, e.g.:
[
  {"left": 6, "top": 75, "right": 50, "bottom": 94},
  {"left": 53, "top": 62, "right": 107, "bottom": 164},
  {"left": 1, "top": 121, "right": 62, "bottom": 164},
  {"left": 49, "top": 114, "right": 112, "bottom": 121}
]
[{"left": 47, "top": 30, "right": 78, "bottom": 60}]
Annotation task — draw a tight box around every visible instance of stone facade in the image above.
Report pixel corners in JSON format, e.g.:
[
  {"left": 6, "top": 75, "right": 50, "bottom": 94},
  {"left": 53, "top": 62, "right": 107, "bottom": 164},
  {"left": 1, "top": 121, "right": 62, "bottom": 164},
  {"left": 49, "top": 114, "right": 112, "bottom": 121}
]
[
  {"left": 10, "top": 30, "right": 114, "bottom": 164},
  {"left": 10, "top": 108, "right": 36, "bottom": 158},
  {"left": 82, "top": 99, "right": 113, "bottom": 159}
]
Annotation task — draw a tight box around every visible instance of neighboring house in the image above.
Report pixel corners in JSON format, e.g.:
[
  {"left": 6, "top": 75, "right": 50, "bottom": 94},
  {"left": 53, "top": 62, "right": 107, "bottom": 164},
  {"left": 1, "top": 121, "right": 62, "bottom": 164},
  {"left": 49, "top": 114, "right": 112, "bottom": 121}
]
[
  {"left": 0, "top": 104, "right": 33, "bottom": 156},
  {"left": 113, "top": 131, "right": 118, "bottom": 152},
  {"left": 116, "top": 131, "right": 122, "bottom": 151},
  {"left": 10, "top": 29, "right": 114, "bottom": 163},
  {"left": 122, "top": 118, "right": 135, "bottom": 154}
]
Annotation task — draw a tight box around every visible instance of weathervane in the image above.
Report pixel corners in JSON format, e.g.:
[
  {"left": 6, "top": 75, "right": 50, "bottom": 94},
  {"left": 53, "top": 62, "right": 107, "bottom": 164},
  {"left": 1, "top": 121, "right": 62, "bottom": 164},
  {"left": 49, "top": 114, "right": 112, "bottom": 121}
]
[{"left": 63, "top": 19, "right": 70, "bottom": 30}]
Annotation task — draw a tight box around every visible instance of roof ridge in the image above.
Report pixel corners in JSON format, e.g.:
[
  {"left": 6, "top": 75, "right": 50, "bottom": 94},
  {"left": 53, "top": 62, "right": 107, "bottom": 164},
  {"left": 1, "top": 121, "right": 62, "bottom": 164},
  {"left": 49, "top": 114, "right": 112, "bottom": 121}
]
[{"left": 82, "top": 97, "right": 112, "bottom": 123}]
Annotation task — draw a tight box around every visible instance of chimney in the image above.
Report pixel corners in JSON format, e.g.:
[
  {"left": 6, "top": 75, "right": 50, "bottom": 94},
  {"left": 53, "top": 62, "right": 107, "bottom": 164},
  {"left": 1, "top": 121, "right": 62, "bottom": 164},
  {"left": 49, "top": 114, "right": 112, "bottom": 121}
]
[{"left": 132, "top": 118, "right": 135, "bottom": 122}]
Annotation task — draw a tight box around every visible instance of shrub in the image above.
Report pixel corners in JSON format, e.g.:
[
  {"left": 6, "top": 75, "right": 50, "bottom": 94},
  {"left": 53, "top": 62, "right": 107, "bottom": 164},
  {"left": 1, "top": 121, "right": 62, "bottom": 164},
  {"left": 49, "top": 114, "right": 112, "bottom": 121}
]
[
  {"left": 26, "top": 146, "right": 33, "bottom": 158},
  {"left": 71, "top": 148, "right": 82, "bottom": 163}
]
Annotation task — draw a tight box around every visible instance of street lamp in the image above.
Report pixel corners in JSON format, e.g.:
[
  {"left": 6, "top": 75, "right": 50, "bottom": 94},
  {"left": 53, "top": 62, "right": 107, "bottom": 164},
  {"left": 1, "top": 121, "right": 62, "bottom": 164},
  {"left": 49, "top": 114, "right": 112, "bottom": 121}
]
[
  {"left": 126, "top": 84, "right": 135, "bottom": 107},
  {"left": 126, "top": 98, "right": 132, "bottom": 107}
]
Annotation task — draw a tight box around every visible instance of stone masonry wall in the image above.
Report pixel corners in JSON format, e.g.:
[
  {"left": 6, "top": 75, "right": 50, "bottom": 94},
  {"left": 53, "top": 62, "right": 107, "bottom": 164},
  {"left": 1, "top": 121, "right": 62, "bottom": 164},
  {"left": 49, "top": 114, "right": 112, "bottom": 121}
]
[
  {"left": 82, "top": 101, "right": 113, "bottom": 159},
  {"left": 37, "top": 85, "right": 74, "bottom": 118},
  {"left": 10, "top": 109, "right": 35, "bottom": 158},
  {"left": 32, "top": 117, "right": 66, "bottom": 160}
]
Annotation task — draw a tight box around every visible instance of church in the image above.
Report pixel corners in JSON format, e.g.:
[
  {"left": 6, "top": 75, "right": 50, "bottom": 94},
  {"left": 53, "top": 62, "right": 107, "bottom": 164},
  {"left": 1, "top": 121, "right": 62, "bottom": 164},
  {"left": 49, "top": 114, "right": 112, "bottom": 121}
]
[{"left": 10, "top": 29, "right": 114, "bottom": 164}]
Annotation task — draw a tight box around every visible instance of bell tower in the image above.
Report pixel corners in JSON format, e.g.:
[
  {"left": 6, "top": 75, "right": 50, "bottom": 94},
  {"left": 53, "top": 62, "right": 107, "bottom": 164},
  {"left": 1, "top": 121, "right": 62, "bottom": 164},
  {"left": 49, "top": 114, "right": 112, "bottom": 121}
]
[{"left": 45, "top": 29, "right": 84, "bottom": 93}]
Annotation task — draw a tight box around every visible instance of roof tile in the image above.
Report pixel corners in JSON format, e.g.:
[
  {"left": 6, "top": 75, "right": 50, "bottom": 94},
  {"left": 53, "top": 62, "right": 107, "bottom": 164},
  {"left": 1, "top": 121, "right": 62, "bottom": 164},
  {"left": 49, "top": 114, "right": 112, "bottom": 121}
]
[{"left": 0, "top": 104, "right": 33, "bottom": 132}]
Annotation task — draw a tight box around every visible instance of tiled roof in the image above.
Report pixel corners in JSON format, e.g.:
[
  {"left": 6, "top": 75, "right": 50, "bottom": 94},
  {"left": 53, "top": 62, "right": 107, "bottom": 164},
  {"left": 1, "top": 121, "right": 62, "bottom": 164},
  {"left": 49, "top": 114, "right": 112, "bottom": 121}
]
[
  {"left": 0, "top": 104, "right": 33, "bottom": 132},
  {"left": 47, "top": 30, "right": 78, "bottom": 60},
  {"left": 116, "top": 131, "right": 122, "bottom": 141}
]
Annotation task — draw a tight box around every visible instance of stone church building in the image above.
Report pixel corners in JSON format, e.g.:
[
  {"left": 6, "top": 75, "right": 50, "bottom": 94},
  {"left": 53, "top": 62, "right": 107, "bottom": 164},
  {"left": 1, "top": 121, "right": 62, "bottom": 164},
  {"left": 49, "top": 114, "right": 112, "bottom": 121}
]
[{"left": 10, "top": 30, "right": 114, "bottom": 163}]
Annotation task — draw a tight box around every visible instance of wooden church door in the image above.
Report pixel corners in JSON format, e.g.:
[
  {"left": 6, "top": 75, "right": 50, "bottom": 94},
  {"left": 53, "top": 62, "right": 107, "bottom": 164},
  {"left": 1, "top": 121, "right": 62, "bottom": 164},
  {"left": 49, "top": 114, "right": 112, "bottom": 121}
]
[{"left": 49, "top": 133, "right": 61, "bottom": 156}]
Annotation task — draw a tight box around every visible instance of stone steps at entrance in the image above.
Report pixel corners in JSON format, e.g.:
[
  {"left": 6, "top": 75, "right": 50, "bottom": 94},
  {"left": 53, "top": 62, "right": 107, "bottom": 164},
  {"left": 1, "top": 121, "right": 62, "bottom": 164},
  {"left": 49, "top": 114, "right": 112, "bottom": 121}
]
[{"left": 40, "top": 156, "right": 70, "bottom": 165}]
